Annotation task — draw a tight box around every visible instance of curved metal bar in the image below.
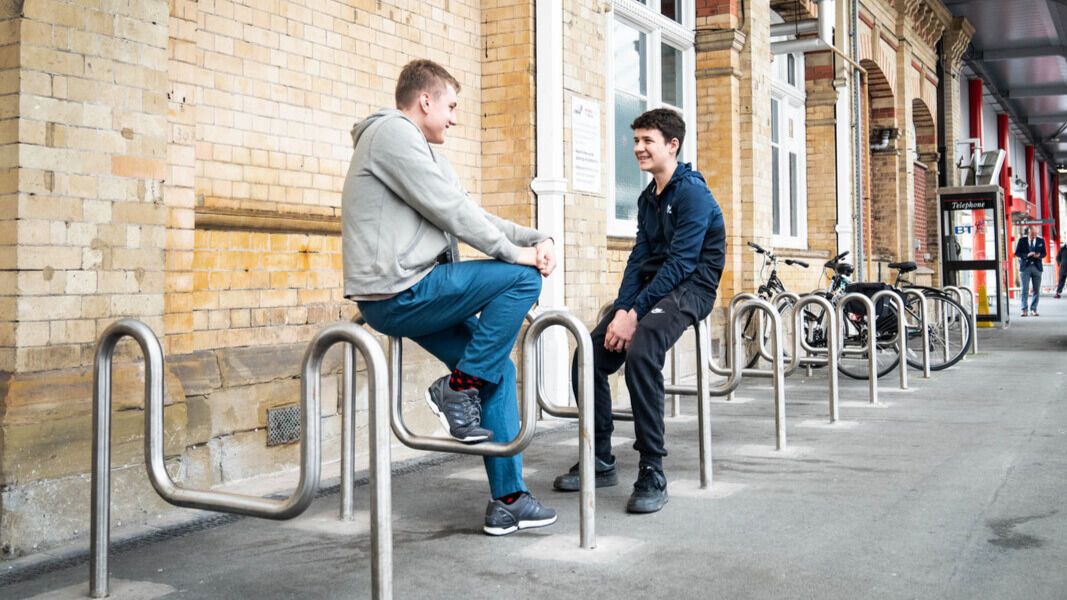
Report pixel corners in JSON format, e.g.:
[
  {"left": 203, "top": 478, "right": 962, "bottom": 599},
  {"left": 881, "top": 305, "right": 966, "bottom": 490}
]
[
  {"left": 834, "top": 293, "right": 879, "bottom": 405},
  {"left": 943, "top": 283, "right": 977, "bottom": 356},
  {"left": 708, "top": 298, "right": 787, "bottom": 449},
  {"left": 753, "top": 292, "right": 799, "bottom": 363},
  {"left": 792, "top": 295, "right": 840, "bottom": 422},
  {"left": 871, "top": 290, "right": 908, "bottom": 391},
  {"left": 957, "top": 285, "right": 978, "bottom": 354},
  {"left": 798, "top": 291, "right": 833, "bottom": 356},
  {"left": 522, "top": 310, "right": 596, "bottom": 548},
  {"left": 902, "top": 289, "right": 931, "bottom": 378},
  {"left": 527, "top": 306, "right": 632, "bottom": 421},
  {"left": 723, "top": 292, "right": 760, "bottom": 370},
  {"left": 91, "top": 319, "right": 166, "bottom": 598},
  {"left": 315, "top": 324, "right": 393, "bottom": 600},
  {"left": 94, "top": 321, "right": 387, "bottom": 597},
  {"left": 388, "top": 332, "right": 536, "bottom": 457}
]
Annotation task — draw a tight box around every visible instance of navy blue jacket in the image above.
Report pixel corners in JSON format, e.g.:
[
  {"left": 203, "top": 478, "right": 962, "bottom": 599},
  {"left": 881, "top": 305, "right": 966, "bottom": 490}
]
[
  {"left": 614, "top": 162, "right": 726, "bottom": 318},
  {"left": 1014, "top": 235, "right": 1047, "bottom": 272}
]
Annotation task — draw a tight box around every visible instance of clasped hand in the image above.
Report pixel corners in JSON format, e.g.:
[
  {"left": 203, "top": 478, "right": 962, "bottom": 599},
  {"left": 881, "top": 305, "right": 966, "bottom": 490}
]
[{"left": 604, "top": 309, "right": 638, "bottom": 352}]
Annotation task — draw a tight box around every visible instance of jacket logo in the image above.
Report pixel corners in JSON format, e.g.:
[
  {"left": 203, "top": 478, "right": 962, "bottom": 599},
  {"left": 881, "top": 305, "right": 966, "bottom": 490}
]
[{"left": 666, "top": 204, "right": 672, "bottom": 215}]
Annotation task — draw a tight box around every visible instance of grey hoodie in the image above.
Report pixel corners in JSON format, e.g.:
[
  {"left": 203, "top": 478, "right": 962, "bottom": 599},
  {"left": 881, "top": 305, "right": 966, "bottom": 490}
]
[{"left": 342, "top": 109, "right": 547, "bottom": 299}]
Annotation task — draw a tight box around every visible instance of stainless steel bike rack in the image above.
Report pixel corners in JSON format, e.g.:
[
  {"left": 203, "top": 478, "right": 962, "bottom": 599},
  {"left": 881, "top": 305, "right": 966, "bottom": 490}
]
[
  {"left": 382, "top": 310, "right": 596, "bottom": 549},
  {"left": 534, "top": 303, "right": 728, "bottom": 489},
  {"left": 870, "top": 290, "right": 908, "bottom": 391},
  {"left": 941, "top": 285, "right": 976, "bottom": 358},
  {"left": 711, "top": 297, "right": 789, "bottom": 450},
  {"left": 791, "top": 294, "right": 841, "bottom": 422},
  {"left": 530, "top": 305, "right": 633, "bottom": 422},
  {"left": 901, "top": 289, "right": 931, "bottom": 378},
  {"left": 957, "top": 285, "right": 978, "bottom": 354},
  {"left": 91, "top": 319, "right": 393, "bottom": 599},
  {"left": 834, "top": 293, "right": 879, "bottom": 405}
]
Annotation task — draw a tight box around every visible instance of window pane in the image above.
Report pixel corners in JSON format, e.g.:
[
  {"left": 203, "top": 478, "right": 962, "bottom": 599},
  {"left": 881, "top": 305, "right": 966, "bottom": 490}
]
[
  {"left": 771, "top": 99, "right": 779, "bottom": 143},
  {"left": 660, "top": 0, "right": 681, "bottom": 23},
  {"left": 787, "top": 54, "right": 796, "bottom": 86},
  {"left": 661, "top": 45, "right": 683, "bottom": 108},
  {"left": 789, "top": 152, "right": 798, "bottom": 237},
  {"left": 772, "top": 147, "right": 781, "bottom": 235},
  {"left": 615, "top": 92, "right": 647, "bottom": 221},
  {"left": 614, "top": 21, "right": 647, "bottom": 96}
]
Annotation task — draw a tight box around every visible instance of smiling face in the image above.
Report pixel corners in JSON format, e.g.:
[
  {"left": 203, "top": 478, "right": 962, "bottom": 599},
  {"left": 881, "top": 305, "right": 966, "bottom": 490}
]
[
  {"left": 417, "top": 83, "right": 458, "bottom": 145},
  {"left": 633, "top": 127, "right": 679, "bottom": 175}
]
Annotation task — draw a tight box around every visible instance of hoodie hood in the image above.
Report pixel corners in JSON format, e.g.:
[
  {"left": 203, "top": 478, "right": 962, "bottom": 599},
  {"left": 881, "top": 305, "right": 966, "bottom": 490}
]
[{"left": 351, "top": 108, "right": 406, "bottom": 148}]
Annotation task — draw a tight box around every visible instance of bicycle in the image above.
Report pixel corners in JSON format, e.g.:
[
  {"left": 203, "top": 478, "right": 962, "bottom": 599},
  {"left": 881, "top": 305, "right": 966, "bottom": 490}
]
[
  {"left": 737, "top": 241, "right": 810, "bottom": 368},
  {"left": 834, "top": 261, "right": 971, "bottom": 380}
]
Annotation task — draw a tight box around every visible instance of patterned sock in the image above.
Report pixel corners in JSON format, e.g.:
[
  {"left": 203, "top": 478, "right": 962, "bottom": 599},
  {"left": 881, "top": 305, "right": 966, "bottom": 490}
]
[
  {"left": 449, "top": 369, "right": 487, "bottom": 391},
  {"left": 497, "top": 492, "right": 524, "bottom": 505}
]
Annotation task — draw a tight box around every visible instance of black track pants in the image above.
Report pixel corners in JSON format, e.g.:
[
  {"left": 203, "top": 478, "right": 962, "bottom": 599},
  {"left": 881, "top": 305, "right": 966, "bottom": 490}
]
[{"left": 572, "top": 286, "right": 714, "bottom": 470}]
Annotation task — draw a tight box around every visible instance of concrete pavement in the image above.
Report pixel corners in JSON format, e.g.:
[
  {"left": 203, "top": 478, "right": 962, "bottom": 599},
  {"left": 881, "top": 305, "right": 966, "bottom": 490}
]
[{"left": 2, "top": 295, "right": 1065, "bottom": 599}]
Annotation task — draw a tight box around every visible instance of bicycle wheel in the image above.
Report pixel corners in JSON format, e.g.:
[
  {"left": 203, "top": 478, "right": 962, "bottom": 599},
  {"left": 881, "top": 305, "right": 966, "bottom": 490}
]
[
  {"left": 741, "top": 296, "right": 796, "bottom": 368},
  {"left": 740, "top": 307, "right": 763, "bottom": 369},
  {"left": 836, "top": 312, "right": 901, "bottom": 380},
  {"left": 798, "top": 295, "right": 831, "bottom": 368},
  {"left": 903, "top": 292, "right": 970, "bottom": 371}
]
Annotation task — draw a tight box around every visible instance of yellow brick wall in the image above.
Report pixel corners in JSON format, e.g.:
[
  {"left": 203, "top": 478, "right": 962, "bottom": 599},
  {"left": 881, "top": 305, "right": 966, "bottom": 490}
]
[
  {"left": 564, "top": 0, "right": 617, "bottom": 324},
  {"left": 14, "top": 0, "right": 170, "bottom": 373},
  {"left": 0, "top": 9, "right": 20, "bottom": 371},
  {"left": 179, "top": 0, "right": 484, "bottom": 354}
]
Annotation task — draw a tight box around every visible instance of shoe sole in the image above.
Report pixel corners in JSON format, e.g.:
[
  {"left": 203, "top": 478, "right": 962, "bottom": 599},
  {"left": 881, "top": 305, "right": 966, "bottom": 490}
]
[
  {"left": 552, "top": 474, "right": 619, "bottom": 492},
  {"left": 626, "top": 495, "right": 669, "bottom": 514},
  {"left": 483, "top": 515, "right": 558, "bottom": 536},
  {"left": 424, "top": 390, "right": 490, "bottom": 443}
]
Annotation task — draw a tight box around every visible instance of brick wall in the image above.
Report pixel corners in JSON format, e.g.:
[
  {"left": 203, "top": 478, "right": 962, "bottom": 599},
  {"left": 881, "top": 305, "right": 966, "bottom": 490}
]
[{"left": 0, "top": 7, "right": 19, "bottom": 371}]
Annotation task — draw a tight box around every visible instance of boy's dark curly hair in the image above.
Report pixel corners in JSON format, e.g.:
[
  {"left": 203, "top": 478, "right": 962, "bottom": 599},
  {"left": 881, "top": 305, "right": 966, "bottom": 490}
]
[{"left": 631, "top": 108, "right": 685, "bottom": 154}]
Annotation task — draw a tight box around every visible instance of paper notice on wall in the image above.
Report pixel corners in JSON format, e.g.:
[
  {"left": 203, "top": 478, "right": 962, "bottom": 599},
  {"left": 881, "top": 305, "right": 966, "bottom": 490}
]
[{"left": 571, "top": 96, "right": 601, "bottom": 194}]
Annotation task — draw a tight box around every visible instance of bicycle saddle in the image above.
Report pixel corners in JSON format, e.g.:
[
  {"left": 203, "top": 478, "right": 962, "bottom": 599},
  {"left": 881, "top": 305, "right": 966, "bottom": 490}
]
[{"left": 888, "top": 261, "right": 917, "bottom": 273}]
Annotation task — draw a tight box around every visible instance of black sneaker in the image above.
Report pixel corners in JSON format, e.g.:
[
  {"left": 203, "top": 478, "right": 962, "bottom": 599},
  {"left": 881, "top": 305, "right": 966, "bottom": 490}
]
[
  {"left": 425, "top": 376, "right": 492, "bottom": 443},
  {"left": 483, "top": 492, "right": 557, "bottom": 536},
  {"left": 626, "top": 465, "right": 668, "bottom": 514},
  {"left": 552, "top": 455, "right": 619, "bottom": 491}
]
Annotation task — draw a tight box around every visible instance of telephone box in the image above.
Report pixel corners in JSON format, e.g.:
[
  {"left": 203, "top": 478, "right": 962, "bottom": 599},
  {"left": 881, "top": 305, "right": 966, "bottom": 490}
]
[{"left": 937, "top": 185, "right": 1009, "bottom": 325}]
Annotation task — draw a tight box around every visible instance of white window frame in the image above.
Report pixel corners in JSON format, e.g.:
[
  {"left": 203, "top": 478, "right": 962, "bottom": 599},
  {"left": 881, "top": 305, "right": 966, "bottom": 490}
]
[
  {"left": 769, "top": 52, "right": 808, "bottom": 249},
  {"left": 605, "top": 0, "right": 696, "bottom": 238}
]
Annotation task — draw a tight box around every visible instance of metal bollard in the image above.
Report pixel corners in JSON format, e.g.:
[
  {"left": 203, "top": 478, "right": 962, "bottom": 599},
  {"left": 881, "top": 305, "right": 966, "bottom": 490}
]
[
  {"left": 834, "top": 293, "right": 879, "bottom": 405},
  {"left": 902, "top": 289, "right": 931, "bottom": 378},
  {"left": 871, "top": 290, "right": 908, "bottom": 391}
]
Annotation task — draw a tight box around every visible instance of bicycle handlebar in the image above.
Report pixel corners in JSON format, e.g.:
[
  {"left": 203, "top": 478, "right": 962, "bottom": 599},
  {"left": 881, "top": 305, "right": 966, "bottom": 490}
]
[
  {"left": 784, "top": 259, "right": 809, "bottom": 268},
  {"left": 823, "top": 250, "right": 850, "bottom": 269},
  {"left": 747, "top": 241, "right": 766, "bottom": 254}
]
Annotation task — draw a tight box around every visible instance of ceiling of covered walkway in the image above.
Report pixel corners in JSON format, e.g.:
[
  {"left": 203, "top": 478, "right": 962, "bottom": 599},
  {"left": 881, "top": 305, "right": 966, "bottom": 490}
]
[{"left": 944, "top": 0, "right": 1067, "bottom": 169}]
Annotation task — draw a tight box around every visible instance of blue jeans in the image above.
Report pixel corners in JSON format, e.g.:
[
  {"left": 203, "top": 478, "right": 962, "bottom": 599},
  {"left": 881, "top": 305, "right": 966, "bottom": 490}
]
[
  {"left": 1020, "top": 265, "right": 1042, "bottom": 311},
  {"left": 358, "top": 260, "right": 542, "bottom": 498}
]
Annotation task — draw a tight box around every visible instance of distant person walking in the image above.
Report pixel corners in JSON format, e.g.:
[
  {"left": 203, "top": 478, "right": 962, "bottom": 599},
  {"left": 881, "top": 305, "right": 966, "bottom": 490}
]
[
  {"left": 1056, "top": 241, "right": 1066, "bottom": 298},
  {"left": 1014, "top": 225, "right": 1046, "bottom": 316}
]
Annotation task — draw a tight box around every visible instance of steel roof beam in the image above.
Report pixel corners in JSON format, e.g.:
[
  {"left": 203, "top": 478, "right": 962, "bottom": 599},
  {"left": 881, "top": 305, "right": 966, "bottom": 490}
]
[
  {"left": 1007, "top": 85, "right": 1067, "bottom": 98},
  {"left": 976, "top": 45, "right": 1067, "bottom": 61},
  {"left": 1029, "top": 114, "right": 1067, "bottom": 124}
]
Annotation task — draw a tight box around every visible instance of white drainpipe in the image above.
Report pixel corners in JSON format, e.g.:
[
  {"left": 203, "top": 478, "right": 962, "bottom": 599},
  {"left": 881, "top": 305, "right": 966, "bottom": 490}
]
[{"left": 531, "top": 0, "right": 569, "bottom": 403}]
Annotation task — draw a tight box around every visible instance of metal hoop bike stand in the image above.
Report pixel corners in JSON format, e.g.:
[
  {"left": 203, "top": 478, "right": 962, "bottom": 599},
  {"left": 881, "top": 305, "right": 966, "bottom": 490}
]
[{"left": 91, "top": 319, "right": 392, "bottom": 599}]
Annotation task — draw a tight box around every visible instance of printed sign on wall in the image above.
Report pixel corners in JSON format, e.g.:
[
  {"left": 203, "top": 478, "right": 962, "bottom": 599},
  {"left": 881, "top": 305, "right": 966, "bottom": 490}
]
[{"left": 571, "top": 96, "right": 601, "bottom": 194}]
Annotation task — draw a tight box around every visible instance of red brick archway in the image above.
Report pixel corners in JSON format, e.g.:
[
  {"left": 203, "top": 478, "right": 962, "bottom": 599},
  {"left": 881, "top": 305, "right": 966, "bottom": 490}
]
[{"left": 912, "top": 99, "right": 938, "bottom": 270}]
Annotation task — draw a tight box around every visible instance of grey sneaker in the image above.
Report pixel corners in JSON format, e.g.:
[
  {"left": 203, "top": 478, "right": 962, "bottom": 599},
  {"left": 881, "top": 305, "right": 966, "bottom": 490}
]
[
  {"left": 552, "top": 455, "right": 619, "bottom": 491},
  {"left": 626, "top": 465, "right": 668, "bottom": 514},
  {"left": 425, "top": 376, "right": 492, "bottom": 443},
  {"left": 483, "top": 492, "right": 557, "bottom": 536}
]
